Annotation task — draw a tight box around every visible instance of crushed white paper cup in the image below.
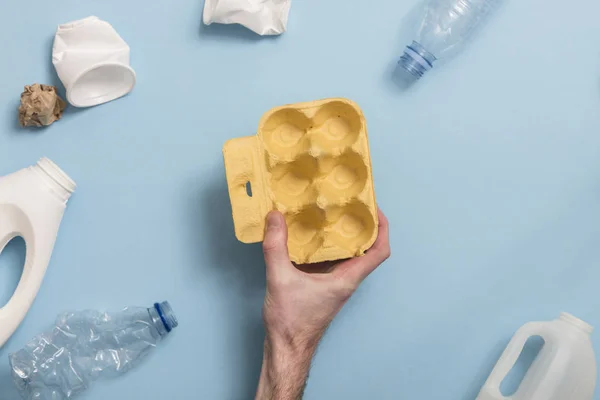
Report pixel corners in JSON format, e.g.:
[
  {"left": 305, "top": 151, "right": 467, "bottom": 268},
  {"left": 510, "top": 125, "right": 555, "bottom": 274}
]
[
  {"left": 52, "top": 16, "right": 136, "bottom": 108},
  {"left": 203, "top": 0, "right": 292, "bottom": 36}
]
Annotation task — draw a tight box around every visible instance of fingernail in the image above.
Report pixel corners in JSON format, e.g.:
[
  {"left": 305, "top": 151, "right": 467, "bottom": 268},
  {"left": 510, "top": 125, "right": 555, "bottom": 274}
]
[{"left": 267, "top": 212, "right": 282, "bottom": 229}]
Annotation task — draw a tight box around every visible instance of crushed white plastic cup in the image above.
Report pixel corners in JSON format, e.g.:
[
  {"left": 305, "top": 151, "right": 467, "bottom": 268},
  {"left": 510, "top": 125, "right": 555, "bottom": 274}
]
[
  {"left": 203, "top": 0, "right": 292, "bottom": 36},
  {"left": 52, "top": 16, "right": 136, "bottom": 108}
]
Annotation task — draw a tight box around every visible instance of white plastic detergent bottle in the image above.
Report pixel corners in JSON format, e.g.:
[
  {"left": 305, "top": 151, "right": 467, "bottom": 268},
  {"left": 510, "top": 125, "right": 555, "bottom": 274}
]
[
  {"left": 477, "top": 313, "right": 597, "bottom": 400},
  {"left": 0, "top": 158, "right": 75, "bottom": 348}
]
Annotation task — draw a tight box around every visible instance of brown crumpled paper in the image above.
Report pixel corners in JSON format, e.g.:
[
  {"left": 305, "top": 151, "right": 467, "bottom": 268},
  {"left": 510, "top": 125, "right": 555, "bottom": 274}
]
[{"left": 18, "top": 84, "right": 67, "bottom": 128}]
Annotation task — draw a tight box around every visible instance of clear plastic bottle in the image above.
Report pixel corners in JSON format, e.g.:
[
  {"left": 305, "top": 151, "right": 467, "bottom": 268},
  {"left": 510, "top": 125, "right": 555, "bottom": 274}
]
[
  {"left": 396, "top": 0, "right": 504, "bottom": 84},
  {"left": 9, "top": 301, "right": 178, "bottom": 400}
]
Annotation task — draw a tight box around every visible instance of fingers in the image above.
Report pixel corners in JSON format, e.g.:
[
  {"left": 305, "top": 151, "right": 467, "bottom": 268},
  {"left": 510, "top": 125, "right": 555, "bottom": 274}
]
[
  {"left": 369, "top": 208, "right": 391, "bottom": 263},
  {"left": 262, "top": 211, "right": 292, "bottom": 277},
  {"left": 334, "top": 207, "right": 391, "bottom": 284},
  {"left": 296, "top": 261, "right": 337, "bottom": 274}
]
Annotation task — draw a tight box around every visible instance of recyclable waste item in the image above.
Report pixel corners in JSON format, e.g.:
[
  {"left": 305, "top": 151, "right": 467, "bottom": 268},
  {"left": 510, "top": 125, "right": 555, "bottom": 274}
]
[
  {"left": 395, "top": 0, "right": 504, "bottom": 84},
  {"left": 52, "top": 16, "right": 136, "bottom": 107},
  {"left": 10, "top": 301, "right": 178, "bottom": 400},
  {"left": 223, "top": 98, "right": 377, "bottom": 264},
  {"left": 18, "top": 84, "right": 66, "bottom": 128},
  {"left": 0, "top": 158, "right": 75, "bottom": 348},
  {"left": 477, "top": 313, "right": 597, "bottom": 400},
  {"left": 203, "top": 0, "right": 292, "bottom": 36}
]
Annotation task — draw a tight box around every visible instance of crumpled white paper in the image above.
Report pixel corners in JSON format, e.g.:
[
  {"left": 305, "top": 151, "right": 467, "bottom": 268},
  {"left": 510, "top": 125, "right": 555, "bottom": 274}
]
[{"left": 203, "top": 0, "right": 292, "bottom": 36}]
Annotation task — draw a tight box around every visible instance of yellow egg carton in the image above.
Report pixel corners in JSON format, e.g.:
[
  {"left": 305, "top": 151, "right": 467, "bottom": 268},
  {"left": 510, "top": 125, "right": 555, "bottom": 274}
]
[{"left": 223, "top": 98, "right": 378, "bottom": 264}]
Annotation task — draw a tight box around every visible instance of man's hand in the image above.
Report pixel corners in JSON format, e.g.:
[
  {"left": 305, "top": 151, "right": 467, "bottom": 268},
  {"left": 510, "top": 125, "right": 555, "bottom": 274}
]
[{"left": 255, "top": 208, "right": 391, "bottom": 400}]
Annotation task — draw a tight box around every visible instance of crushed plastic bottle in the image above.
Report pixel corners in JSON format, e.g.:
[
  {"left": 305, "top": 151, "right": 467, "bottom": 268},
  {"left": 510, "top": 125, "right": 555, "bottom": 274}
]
[
  {"left": 9, "top": 301, "right": 178, "bottom": 400},
  {"left": 395, "top": 0, "right": 504, "bottom": 84}
]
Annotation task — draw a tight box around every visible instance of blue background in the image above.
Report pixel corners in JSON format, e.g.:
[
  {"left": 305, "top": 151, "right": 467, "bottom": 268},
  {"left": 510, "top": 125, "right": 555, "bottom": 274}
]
[{"left": 1, "top": 0, "right": 600, "bottom": 398}]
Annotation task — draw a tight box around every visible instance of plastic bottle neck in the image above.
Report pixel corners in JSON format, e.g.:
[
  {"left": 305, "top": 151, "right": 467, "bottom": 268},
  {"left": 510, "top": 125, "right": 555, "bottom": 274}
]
[
  {"left": 148, "top": 301, "right": 179, "bottom": 338},
  {"left": 559, "top": 312, "right": 593, "bottom": 335},
  {"left": 396, "top": 41, "right": 437, "bottom": 84},
  {"left": 31, "top": 158, "right": 76, "bottom": 203}
]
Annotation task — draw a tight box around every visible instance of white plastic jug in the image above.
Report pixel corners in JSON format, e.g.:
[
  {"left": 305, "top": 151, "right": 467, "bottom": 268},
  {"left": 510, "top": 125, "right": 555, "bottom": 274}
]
[
  {"left": 477, "top": 313, "right": 597, "bottom": 400},
  {"left": 0, "top": 158, "right": 75, "bottom": 348}
]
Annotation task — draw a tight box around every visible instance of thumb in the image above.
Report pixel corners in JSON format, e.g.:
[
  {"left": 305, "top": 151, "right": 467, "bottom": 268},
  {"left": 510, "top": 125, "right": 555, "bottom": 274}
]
[{"left": 262, "top": 211, "right": 291, "bottom": 273}]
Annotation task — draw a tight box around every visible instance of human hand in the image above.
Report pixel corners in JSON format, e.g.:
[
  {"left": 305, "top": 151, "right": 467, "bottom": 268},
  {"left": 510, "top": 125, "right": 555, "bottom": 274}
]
[{"left": 256, "top": 208, "right": 391, "bottom": 400}]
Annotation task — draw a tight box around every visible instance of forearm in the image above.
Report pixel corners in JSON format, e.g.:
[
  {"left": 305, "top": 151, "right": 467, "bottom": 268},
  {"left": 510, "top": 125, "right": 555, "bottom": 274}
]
[{"left": 255, "top": 337, "right": 316, "bottom": 400}]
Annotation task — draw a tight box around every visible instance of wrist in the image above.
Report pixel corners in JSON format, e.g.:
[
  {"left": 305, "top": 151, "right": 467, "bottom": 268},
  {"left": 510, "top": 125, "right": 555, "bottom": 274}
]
[{"left": 256, "top": 337, "right": 316, "bottom": 400}]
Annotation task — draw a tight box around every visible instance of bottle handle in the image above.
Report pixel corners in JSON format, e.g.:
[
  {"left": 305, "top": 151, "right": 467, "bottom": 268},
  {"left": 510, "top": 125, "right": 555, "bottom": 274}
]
[
  {"left": 0, "top": 231, "right": 23, "bottom": 346},
  {"left": 0, "top": 220, "right": 48, "bottom": 348},
  {"left": 478, "top": 322, "right": 547, "bottom": 400}
]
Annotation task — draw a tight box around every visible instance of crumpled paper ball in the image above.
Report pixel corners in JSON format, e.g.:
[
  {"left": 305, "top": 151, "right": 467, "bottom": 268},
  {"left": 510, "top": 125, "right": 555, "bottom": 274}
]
[{"left": 18, "top": 84, "right": 67, "bottom": 127}]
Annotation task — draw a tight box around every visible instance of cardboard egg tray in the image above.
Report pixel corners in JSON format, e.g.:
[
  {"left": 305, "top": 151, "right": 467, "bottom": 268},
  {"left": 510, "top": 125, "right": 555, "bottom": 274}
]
[{"left": 223, "top": 98, "right": 378, "bottom": 264}]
